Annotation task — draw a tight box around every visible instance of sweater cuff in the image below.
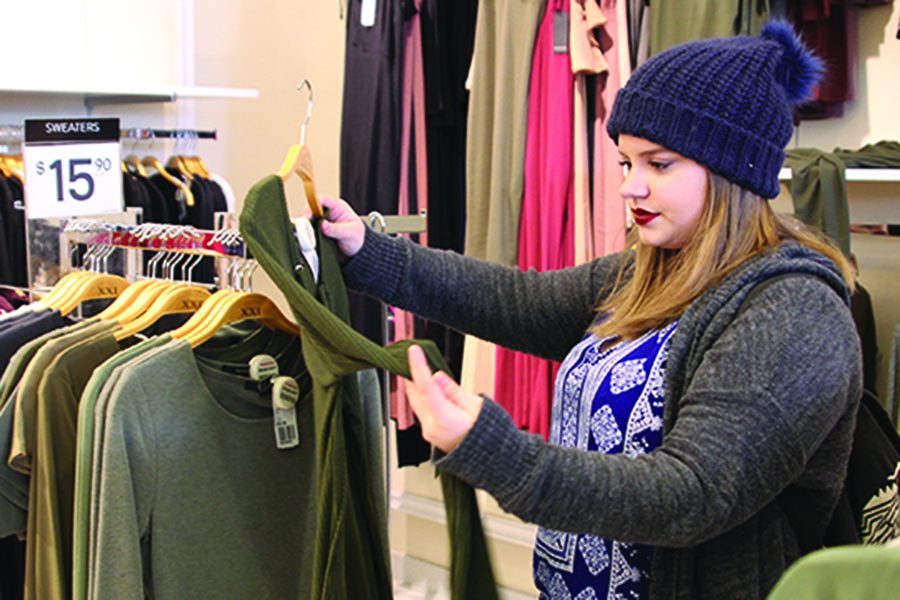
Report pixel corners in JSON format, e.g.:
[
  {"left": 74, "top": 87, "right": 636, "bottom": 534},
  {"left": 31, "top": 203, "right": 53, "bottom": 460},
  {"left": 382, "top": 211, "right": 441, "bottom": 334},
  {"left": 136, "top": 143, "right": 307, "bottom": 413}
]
[
  {"left": 433, "top": 397, "right": 540, "bottom": 496},
  {"left": 341, "top": 226, "right": 409, "bottom": 301}
]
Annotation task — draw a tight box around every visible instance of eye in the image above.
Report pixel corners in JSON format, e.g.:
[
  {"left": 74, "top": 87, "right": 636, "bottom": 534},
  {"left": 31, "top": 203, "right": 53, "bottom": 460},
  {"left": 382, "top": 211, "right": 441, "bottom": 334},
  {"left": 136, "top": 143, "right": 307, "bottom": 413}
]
[
  {"left": 618, "top": 160, "right": 631, "bottom": 173},
  {"left": 649, "top": 160, "right": 671, "bottom": 171}
]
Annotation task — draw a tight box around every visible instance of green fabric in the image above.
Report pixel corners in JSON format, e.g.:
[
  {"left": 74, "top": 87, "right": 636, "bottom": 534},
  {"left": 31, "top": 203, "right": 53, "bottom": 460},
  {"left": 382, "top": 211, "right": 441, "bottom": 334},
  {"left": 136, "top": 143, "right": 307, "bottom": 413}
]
[
  {"left": 649, "top": 0, "right": 769, "bottom": 56},
  {"left": 0, "top": 318, "right": 97, "bottom": 410},
  {"left": 767, "top": 544, "right": 900, "bottom": 599},
  {"left": 72, "top": 334, "right": 172, "bottom": 600},
  {"left": 30, "top": 331, "right": 122, "bottom": 600},
  {"left": 9, "top": 319, "right": 108, "bottom": 476},
  {"left": 79, "top": 327, "right": 298, "bottom": 600},
  {"left": 240, "top": 175, "right": 498, "bottom": 600},
  {"left": 785, "top": 141, "right": 900, "bottom": 260},
  {"left": 87, "top": 340, "right": 181, "bottom": 600},
  {"left": 91, "top": 340, "right": 317, "bottom": 599},
  {"left": 784, "top": 150, "right": 851, "bottom": 258},
  {"left": 836, "top": 140, "right": 900, "bottom": 168}
]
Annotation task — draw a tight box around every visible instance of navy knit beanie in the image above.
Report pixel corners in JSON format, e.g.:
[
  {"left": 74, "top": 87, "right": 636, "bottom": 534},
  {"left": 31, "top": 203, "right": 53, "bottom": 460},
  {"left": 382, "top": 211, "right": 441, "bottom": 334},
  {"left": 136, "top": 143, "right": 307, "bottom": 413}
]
[{"left": 607, "top": 20, "right": 823, "bottom": 199}]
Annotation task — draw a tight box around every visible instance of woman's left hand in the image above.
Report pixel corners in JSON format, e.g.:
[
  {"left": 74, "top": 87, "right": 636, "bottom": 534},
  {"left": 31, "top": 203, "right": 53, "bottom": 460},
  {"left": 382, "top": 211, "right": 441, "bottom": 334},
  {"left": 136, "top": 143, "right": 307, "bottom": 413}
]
[{"left": 406, "top": 345, "right": 483, "bottom": 454}]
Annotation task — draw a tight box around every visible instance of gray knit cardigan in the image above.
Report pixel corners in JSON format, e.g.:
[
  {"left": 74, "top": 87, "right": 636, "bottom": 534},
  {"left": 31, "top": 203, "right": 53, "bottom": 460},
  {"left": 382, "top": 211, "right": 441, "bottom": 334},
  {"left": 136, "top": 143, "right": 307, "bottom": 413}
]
[{"left": 342, "top": 228, "right": 862, "bottom": 600}]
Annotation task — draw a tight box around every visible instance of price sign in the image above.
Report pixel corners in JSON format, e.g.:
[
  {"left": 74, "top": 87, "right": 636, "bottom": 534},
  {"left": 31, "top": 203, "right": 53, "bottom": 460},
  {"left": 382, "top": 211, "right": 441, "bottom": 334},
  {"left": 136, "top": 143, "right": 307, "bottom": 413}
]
[{"left": 23, "top": 118, "right": 123, "bottom": 219}]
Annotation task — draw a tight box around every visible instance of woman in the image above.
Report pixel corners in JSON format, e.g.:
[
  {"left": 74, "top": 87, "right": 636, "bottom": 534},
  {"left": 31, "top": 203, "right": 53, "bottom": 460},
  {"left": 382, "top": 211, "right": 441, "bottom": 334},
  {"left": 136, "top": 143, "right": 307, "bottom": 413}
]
[{"left": 322, "top": 21, "right": 862, "bottom": 600}]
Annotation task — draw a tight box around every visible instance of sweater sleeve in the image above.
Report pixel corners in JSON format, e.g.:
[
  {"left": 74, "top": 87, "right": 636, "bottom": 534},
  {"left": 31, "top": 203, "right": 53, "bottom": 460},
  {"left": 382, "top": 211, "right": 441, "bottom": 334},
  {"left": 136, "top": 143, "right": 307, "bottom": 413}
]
[
  {"left": 91, "top": 374, "right": 156, "bottom": 599},
  {"left": 342, "top": 227, "right": 626, "bottom": 361},
  {"left": 434, "top": 276, "right": 861, "bottom": 547}
]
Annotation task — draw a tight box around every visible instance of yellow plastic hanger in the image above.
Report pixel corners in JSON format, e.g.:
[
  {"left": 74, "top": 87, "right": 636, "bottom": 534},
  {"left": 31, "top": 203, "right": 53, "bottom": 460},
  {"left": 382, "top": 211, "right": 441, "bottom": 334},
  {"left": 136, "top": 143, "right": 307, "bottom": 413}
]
[
  {"left": 33, "top": 271, "right": 90, "bottom": 308},
  {"left": 114, "top": 283, "right": 211, "bottom": 341},
  {"left": 123, "top": 154, "right": 148, "bottom": 178},
  {"left": 178, "top": 291, "right": 299, "bottom": 348},
  {"left": 142, "top": 155, "right": 195, "bottom": 207},
  {"left": 97, "top": 279, "right": 171, "bottom": 322},
  {"left": 277, "top": 80, "right": 323, "bottom": 218},
  {"left": 55, "top": 272, "right": 131, "bottom": 316}
]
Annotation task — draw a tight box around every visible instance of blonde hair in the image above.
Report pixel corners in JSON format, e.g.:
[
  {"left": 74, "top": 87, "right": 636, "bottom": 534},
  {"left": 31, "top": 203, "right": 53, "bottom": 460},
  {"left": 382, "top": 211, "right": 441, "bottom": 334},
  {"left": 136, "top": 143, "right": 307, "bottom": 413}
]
[{"left": 593, "top": 173, "right": 855, "bottom": 341}]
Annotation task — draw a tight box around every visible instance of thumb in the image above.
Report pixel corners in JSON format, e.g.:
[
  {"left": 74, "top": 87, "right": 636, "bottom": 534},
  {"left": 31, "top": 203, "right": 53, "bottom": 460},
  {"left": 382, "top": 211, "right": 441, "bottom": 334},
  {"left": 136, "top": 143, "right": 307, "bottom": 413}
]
[{"left": 434, "top": 371, "right": 481, "bottom": 419}]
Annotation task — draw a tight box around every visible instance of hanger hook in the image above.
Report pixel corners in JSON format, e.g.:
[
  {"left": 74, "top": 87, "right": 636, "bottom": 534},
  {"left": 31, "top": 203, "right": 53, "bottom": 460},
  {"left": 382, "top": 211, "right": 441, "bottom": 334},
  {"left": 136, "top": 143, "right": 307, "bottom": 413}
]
[{"left": 297, "top": 80, "right": 314, "bottom": 146}]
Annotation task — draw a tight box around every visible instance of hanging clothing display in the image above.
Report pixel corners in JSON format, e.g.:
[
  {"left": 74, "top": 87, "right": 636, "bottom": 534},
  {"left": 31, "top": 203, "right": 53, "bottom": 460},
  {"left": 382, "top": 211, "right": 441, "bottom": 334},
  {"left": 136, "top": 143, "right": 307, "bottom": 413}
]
[
  {"left": 592, "top": 0, "right": 628, "bottom": 258},
  {"left": 464, "top": 0, "right": 547, "bottom": 265},
  {"left": 571, "top": 0, "right": 608, "bottom": 266},
  {"left": 648, "top": 0, "right": 769, "bottom": 56},
  {"left": 494, "top": 0, "right": 576, "bottom": 440},
  {"left": 417, "top": 0, "right": 478, "bottom": 391},
  {"left": 340, "top": 0, "right": 406, "bottom": 346},
  {"left": 91, "top": 338, "right": 318, "bottom": 599},
  {"left": 790, "top": 0, "right": 855, "bottom": 119},
  {"left": 0, "top": 176, "right": 26, "bottom": 288},
  {"left": 240, "top": 175, "right": 499, "bottom": 600}
]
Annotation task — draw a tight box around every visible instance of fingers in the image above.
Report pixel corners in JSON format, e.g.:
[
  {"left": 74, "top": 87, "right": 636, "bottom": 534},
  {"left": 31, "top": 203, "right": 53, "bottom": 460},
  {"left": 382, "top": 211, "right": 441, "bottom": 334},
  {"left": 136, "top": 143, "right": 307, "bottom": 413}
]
[
  {"left": 318, "top": 195, "right": 365, "bottom": 257},
  {"left": 320, "top": 195, "right": 357, "bottom": 222},
  {"left": 407, "top": 344, "right": 435, "bottom": 396},
  {"left": 406, "top": 346, "right": 482, "bottom": 453}
]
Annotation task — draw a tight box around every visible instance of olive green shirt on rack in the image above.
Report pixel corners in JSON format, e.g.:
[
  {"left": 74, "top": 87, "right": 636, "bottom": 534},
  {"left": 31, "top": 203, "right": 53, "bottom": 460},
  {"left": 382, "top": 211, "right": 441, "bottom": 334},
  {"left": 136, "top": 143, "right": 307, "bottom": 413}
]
[{"left": 239, "top": 175, "right": 498, "bottom": 600}]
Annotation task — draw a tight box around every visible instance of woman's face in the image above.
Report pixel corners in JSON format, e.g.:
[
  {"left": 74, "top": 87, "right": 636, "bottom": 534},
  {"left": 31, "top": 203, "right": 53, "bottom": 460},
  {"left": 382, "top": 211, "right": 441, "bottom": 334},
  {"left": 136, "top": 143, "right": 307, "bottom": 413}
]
[{"left": 617, "top": 134, "right": 709, "bottom": 250}]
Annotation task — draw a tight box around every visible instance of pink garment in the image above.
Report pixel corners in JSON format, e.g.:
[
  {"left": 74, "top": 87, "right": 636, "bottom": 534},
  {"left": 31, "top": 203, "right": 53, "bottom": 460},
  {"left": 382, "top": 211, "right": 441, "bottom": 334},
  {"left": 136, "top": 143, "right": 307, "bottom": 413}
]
[
  {"left": 391, "top": 0, "right": 429, "bottom": 430},
  {"left": 494, "top": 0, "right": 576, "bottom": 440},
  {"left": 592, "top": 0, "right": 627, "bottom": 257}
]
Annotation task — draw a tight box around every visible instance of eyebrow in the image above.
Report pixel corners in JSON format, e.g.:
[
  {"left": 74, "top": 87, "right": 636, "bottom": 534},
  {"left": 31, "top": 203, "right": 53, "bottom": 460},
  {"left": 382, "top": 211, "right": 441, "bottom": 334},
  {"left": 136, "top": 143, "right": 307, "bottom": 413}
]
[{"left": 618, "top": 148, "right": 678, "bottom": 159}]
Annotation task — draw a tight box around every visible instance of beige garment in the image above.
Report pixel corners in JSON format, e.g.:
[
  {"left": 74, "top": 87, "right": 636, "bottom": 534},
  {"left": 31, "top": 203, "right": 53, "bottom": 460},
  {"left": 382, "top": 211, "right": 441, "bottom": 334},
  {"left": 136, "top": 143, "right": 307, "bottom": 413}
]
[
  {"left": 464, "top": 0, "right": 547, "bottom": 266},
  {"left": 592, "top": 0, "right": 628, "bottom": 257},
  {"left": 571, "top": 0, "right": 610, "bottom": 264},
  {"left": 459, "top": 336, "right": 497, "bottom": 399}
]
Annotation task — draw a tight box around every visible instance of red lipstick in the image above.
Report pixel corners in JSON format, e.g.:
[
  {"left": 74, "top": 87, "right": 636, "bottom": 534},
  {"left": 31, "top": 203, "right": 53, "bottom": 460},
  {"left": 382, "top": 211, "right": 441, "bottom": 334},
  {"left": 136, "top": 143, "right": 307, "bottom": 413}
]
[{"left": 631, "top": 208, "right": 659, "bottom": 226}]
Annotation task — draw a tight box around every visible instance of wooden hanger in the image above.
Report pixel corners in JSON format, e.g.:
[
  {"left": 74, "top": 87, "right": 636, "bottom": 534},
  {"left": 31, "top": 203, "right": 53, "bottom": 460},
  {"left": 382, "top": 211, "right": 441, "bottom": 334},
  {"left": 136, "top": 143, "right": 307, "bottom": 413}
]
[{"left": 277, "top": 80, "right": 323, "bottom": 217}]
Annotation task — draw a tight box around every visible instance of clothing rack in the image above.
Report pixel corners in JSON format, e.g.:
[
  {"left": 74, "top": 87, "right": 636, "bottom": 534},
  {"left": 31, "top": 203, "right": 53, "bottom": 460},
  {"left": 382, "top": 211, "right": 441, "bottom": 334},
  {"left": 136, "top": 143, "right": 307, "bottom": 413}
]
[
  {"left": 60, "top": 217, "right": 245, "bottom": 294},
  {"left": 0, "top": 125, "right": 216, "bottom": 143},
  {"left": 121, "top": 128, "right": 218, "bottom": 141},
  {"left": 364, "top": 210, "right": 427, "bottom": 522},
  {"left": 62, "top": 219, "right": 244, "bottom": 258},
  {"left": 0, "top": 124, "right": 24, "bottom": 146}
]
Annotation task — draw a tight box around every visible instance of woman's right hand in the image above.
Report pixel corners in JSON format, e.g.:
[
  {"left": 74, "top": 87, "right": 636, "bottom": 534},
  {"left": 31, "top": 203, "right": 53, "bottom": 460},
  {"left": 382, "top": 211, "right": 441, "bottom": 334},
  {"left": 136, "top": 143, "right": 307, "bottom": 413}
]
[{"left": 320, "top": 196, "right": 366, "bottom": 257}]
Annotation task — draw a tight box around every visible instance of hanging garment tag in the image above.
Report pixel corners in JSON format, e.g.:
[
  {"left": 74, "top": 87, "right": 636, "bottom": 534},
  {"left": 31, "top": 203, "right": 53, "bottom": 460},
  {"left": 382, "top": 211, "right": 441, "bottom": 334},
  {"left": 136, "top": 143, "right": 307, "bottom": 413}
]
[
  {"left": 360, "top": 0, "right": 376, "bottom": 27},
  {"left": 249, "top": 354, "right": 279, "bottom": 381},
  {"left": 553, "top": 10, "right": 569, "bottom": 54},
  {"left": 272, "top": 376, "right": 300, "bottom": 450}
]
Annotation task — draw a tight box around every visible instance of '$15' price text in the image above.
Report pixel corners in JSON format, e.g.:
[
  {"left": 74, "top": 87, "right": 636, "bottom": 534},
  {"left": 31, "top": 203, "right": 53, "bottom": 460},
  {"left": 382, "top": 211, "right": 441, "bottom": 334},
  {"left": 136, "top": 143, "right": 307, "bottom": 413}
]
[{"left": 34, "top": 157, "right": 114, "bottom": 202}]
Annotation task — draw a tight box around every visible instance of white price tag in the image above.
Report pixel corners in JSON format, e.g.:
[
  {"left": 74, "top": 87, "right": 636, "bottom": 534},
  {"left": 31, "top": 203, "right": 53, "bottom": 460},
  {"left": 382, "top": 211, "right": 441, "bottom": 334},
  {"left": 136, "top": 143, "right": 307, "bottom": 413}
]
[
  {"left": 360, "top": 0, "right": 376, "bottom": 27},
  {"left": 272, "top": 376, "right": 300, "bottom": 450},
  {"left": 23, "top": 118, "right": 123, "bottom": 220}
]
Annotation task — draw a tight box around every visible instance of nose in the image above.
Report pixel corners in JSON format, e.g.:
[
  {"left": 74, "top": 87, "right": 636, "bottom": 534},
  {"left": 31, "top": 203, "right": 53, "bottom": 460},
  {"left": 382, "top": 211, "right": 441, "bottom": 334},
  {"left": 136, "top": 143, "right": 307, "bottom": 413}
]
[{"left": 619, "top": 168, "right": 648, "bottom": 200}]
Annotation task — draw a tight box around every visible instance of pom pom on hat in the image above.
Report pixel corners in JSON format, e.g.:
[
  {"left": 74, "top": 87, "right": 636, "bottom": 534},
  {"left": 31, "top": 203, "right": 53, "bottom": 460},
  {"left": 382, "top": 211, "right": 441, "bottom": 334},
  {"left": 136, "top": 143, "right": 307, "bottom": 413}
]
[
  {"left": 607, "top": 20, "right": 823, "bottom": 199},
  {"left": 761, "top": 19, "right": 824, "bottom": 104}
]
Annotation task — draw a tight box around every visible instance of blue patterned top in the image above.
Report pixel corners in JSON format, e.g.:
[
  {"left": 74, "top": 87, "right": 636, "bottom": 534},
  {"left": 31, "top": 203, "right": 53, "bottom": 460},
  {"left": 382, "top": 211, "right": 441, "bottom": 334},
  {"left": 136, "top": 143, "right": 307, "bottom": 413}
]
[{"left": 533, "top": 321, "right": 679, "bottom": 600}]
